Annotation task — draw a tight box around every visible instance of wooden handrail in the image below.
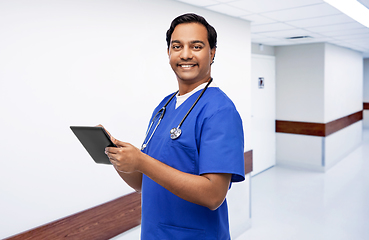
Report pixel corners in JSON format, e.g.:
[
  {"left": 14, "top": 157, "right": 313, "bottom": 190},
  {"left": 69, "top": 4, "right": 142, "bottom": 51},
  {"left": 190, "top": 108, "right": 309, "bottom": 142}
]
[
  {"left": 276, "top": 110, "right": 363, "bottom": 137},
  {"left": 5, "top": 150, "right": 253, "bottom": 240},
  {"left": 4, "top": 192, "right": 141, "bottom": 240}
]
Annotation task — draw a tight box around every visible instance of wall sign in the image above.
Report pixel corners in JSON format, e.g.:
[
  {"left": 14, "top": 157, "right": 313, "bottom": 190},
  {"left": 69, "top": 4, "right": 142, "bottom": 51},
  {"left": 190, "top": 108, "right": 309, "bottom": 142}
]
[{"left": 258, "top": 77, "right": 264, "bottom": 89}]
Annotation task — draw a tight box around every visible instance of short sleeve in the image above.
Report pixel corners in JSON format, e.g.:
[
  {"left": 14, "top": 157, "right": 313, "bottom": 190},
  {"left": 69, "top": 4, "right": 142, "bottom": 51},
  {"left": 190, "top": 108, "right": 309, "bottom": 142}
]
[{"left": 198, "top": 107, "right": 245, "bottom": 182}]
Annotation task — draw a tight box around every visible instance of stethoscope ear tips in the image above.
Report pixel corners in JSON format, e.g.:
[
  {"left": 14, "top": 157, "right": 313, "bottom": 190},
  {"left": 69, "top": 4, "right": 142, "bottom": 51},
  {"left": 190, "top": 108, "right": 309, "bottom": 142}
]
[{"left": 170, "top": 127, "right": 182, "bottom": 140}]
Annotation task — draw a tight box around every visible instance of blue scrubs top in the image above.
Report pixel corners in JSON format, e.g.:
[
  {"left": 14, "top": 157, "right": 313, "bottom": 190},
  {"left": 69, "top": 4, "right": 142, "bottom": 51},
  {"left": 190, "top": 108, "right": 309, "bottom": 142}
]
[{"left": 141, "top": 87, "right": 245, "bottom": 240}]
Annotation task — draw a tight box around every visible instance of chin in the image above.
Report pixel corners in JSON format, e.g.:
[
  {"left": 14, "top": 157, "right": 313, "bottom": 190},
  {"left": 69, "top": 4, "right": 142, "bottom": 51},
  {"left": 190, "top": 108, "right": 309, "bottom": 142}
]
[{"left": 176, "top": 74, "right": 198, "bottom": 82}]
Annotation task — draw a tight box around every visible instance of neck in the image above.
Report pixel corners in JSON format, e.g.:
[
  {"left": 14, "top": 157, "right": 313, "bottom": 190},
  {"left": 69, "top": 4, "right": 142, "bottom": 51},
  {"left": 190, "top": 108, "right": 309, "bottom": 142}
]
[{"left": 177, "top": 76, "right": 212, "bottom": 96}]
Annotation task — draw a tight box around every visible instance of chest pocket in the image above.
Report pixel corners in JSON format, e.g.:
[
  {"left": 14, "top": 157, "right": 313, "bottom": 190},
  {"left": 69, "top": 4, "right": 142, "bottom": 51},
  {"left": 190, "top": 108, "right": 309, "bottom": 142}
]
[{"left": 161, "top": 140, "right": 198, "bottom": 175}]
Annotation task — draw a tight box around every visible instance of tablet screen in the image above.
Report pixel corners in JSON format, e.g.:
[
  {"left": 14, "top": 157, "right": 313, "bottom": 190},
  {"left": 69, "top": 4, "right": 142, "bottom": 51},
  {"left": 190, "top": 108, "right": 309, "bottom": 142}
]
[{"left": 70, "top": 126, "right": 116, "bottom": 165}]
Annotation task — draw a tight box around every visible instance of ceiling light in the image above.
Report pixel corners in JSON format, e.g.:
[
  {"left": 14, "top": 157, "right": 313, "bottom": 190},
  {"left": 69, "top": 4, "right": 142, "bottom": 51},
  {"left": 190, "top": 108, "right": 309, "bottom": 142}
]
[
  {"left": 323, "top": 0, "right": 369, "bottom": 28},
  {"left": 286, "top": 36, "right": 313, "bottom": 41}
]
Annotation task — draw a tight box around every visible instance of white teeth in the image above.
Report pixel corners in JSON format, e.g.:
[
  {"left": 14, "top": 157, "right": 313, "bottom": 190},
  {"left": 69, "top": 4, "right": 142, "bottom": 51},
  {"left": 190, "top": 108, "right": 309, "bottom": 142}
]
[{"left": 181, "top": 65, "right": 195, "bottom": 68}]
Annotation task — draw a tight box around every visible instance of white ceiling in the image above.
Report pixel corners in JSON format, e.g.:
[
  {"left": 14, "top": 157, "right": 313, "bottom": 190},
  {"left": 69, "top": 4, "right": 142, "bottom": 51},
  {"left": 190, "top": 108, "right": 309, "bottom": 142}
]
[{"left": 172, "top": 0, "right": 369, "bottom": 57}]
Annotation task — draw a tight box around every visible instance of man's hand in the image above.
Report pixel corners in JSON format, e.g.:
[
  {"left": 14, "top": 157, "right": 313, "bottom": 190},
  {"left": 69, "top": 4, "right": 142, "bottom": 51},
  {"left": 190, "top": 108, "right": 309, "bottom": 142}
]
[
  {"left": 97, "top": 124, "right": 143, "bottom": 192},
  {"left": 105, "top": 140, "right": 143, "bottom": 173}
]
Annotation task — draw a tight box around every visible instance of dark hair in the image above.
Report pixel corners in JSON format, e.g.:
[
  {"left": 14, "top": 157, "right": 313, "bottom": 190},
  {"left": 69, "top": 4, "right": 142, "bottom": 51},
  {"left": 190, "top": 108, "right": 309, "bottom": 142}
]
[{"left": 166, "top": 13, "right": 217, "bottom": 50}]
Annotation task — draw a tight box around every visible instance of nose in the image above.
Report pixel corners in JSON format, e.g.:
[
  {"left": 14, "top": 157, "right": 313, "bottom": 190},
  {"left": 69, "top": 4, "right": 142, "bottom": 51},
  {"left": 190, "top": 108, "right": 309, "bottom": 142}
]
[{"left": 180, "top": 46, "right": 193, "bottom": 60}]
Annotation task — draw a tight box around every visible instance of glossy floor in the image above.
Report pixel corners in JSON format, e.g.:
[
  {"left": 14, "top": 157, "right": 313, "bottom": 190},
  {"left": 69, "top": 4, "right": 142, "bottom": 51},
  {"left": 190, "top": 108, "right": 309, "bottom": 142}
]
[{"left": 237, "top": 130, "right": 369, "bottom": 240}]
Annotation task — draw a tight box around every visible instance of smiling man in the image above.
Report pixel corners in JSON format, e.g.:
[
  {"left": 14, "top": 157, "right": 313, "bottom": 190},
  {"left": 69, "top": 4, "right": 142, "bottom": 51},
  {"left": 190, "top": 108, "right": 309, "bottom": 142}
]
[
  {"left": 168, "top": 19, "right": 215, "bottom": 95},
  {"left": 105, "top": 13, "right": 245, "bottom": 239}
]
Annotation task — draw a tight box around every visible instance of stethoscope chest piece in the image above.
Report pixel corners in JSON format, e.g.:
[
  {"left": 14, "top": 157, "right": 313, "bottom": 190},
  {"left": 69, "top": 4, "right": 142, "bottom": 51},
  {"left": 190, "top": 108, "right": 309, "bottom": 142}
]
[
  {"left": 170, "top": 127, "right": 182, "bottom": 140},
  {"left": 141, "top": 78, "right": 213, "bottom": 149}
]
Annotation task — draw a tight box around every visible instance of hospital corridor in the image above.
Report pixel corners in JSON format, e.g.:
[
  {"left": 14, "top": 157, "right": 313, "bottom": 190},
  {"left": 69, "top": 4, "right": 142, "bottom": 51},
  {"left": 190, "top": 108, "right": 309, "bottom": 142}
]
[
  {"left": 238, "top": 129, "right": 369, "bottom": 240},
  {"left": 1, "top": 0, "right": 369, "bottom": 239}
]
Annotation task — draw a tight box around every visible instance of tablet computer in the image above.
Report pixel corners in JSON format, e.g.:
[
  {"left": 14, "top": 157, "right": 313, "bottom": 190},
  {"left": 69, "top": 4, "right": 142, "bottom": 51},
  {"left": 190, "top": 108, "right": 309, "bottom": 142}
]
[{"left": 70, "top": 126, "right": 117, "bottom": 165}]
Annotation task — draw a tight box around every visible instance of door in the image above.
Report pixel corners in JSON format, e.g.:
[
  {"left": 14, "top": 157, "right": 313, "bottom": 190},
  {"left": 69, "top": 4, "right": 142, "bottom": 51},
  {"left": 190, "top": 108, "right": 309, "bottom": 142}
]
[{"left": 251, "top": 54, "right": 276, "bottom": 176}]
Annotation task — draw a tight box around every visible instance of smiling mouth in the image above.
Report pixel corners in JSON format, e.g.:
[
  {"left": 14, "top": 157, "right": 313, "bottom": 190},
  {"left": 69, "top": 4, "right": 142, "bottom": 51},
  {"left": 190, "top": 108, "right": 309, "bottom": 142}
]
[{"left": 178, "top": 64, "right": 197, "bottom": 69}]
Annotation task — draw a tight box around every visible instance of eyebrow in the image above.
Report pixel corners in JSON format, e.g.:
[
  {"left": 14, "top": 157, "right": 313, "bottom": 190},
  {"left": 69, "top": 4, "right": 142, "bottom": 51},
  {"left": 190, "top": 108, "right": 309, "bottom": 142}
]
[{"left": 171, "top": 40, "right": 206, "bottom": 45}]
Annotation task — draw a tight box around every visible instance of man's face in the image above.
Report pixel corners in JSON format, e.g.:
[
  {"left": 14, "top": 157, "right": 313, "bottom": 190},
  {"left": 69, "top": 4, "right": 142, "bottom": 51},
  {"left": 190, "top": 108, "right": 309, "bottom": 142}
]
[{"left": 168, "top": 23, "right": 215, "bottom": 85}]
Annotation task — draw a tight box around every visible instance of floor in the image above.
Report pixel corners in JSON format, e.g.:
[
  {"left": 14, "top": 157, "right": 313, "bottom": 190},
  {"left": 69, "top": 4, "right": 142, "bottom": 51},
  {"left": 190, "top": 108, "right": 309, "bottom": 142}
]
[
  {"left": 237, "top": 130, "right": 369, "bottom": 240},
  {"left": 114, "top": 130, "right": 369, "bottom": 240}
]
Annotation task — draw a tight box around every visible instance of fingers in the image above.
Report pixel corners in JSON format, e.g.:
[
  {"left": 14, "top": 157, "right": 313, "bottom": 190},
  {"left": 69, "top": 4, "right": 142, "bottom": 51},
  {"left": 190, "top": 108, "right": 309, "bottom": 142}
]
[
  {"left": 105, "top": 146, "right": 117, "bottom": 154},
  {"left": 113, "top": 139, "right": 131, "bottom": 148},
  {"left": 105, "top": 145, "right": 127, "bottom": 159},
  {"left": 105, "top": 147, "right": 128, "bottom": 173},
  {"left": 105, "top": 148, "right": 119, "bottom": 166},
  {"left": 97, "top": 124, "right": 112, "bottom": 137},
  {"left": 96, "top": 124, "right": 115, "bottom": 143},
  {"left": 96, "top": 124, "right": 107, "bottom": 135},
  {"left": 104, "top": 143, "right": 140, "bottom": 173}
]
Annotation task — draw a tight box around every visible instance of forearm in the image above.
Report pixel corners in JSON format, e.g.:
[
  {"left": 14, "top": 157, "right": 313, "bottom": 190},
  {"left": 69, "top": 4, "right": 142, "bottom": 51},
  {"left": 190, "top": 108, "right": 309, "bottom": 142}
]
[
  {"left": 115, "top": 170, "right": 143, "bottom": 192},
  {"left": 105, "top": 140, "right": 230, "bottom": 209},
  {"left": 138, "top": 154, "right": 231, "bottom": 210}
]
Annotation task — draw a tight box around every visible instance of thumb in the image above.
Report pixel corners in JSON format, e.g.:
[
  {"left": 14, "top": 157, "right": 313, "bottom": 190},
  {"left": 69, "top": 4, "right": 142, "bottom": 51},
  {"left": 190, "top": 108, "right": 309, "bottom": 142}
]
[{"left": 113, "top": 138, "right": 129, "bottom": 147}]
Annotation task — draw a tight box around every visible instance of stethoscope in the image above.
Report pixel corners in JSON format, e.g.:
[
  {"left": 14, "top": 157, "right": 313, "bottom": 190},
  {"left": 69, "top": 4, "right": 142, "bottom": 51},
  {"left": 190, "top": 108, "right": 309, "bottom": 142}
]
[{"left": 141, "top": 78, "right": 213, "bottom": 150}]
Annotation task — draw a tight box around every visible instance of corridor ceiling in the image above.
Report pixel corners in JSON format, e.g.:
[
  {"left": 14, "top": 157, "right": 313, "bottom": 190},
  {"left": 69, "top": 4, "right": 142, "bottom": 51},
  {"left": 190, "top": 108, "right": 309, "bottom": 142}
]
[{"left": 172, "top": 0, "right": 369, "bottom": 58}]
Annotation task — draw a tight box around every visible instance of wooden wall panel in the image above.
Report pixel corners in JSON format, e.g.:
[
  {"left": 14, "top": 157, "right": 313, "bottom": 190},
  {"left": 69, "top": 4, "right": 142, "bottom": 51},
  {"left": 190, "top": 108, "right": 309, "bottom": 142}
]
[
  {"left": 325, "top": 111, "right": 363, "bottom": 136},
  {"left": 276, "top": 111, "right": 363, "bottom": 137},
  {"left": 364, "top": 103, "right": 369, "bottom": 110},
  {"left": 244, "top": 150, "right": 253, "bottom": 175},
  {"left": 276, "top": 120, "right": 325, "bottom": 136},
  {"left": 5, "top": 192, "right": 141, "bottom": 240}
]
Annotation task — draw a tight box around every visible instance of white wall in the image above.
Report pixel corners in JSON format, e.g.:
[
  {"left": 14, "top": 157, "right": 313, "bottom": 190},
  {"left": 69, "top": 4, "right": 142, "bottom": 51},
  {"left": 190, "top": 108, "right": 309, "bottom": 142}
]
[
  {"left": 364, "top": 59, "right": 369, "bottom": 129},
  {"left": 323, "top": 44, "right": 363, "bottom": 169},
  {"left": 0, "top": 0, "right": 251, "bottom": 238},
  {"left": 276, "top": 133, "right": 324, "bottom": 171},
  {"left": 275, "top": 43, "right": 325, "bottom": 123},
  {"left": 323, "top": 44, "right": 363, "bottom": 168},
  {"left": 275, "top": 43, "right": 363, "bottom": 172},
  {"left": 275, "top": 43, "right": 325, "bottom": 171},
  {"left": 364, "top": 111, "right": 369, "bottom": 129},
  {"left": 324, "top": 44, "right": 363, "bottom": 122},
  {"left": 364, "top": 59, "right": 369, "bottom": 102},
  {"left": 324, "top": 121, "right": 363, "bottom": 169},
  {"left": 251, "top": 43, "right": 275, "bottom": 56}
]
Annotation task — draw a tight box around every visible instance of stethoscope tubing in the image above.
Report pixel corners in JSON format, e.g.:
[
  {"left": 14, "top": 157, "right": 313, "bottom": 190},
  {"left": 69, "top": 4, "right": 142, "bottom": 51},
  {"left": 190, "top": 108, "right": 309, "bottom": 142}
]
[
  {"left": 177, "top": 79, "right": 212, "bottom": 129},
  {"left": 141, "top": 92, "right": 177, "bottom": 150},
  {"left": 141, "top": 78, "right": 212, "bottom": 150}
]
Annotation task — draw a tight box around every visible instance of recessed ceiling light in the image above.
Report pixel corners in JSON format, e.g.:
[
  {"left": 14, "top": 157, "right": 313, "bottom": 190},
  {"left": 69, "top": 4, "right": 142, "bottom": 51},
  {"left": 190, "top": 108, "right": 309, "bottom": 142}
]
[
  {"left": 324, "top": 0, "right": 369, "bottom": 28},
  {"left": 286, "top": 36, "right": 313, "bottom": 40}
]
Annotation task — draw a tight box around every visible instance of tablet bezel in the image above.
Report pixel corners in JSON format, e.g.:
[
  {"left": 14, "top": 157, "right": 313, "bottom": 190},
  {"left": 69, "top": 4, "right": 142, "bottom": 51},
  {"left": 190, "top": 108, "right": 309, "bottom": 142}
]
[{"left": 70, "top": 126, "right": 117, "bottom": 165}]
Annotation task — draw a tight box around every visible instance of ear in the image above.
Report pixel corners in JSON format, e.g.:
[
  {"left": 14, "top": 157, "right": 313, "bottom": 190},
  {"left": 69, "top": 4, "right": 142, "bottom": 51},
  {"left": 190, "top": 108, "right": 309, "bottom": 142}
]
[
  {"left": 210, "top": 48, "right": 216, "bottom": 65},
  {"left": 211, "top": 47, "right": 216, "bottom": 59}
]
